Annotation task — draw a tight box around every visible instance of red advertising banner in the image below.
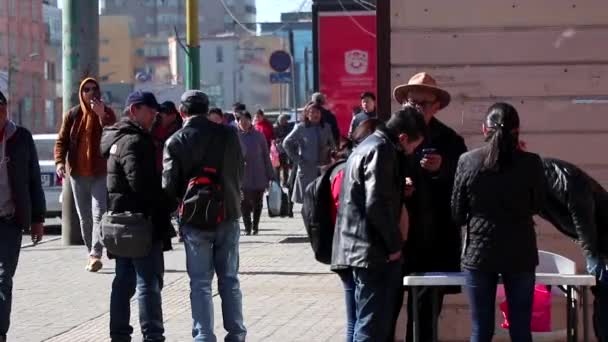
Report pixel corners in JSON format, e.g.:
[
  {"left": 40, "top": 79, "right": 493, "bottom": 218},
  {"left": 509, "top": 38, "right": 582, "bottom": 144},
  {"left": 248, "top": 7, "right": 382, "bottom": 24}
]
[{"left": 318, "top": 12, "right": 376, "bottom": 137}]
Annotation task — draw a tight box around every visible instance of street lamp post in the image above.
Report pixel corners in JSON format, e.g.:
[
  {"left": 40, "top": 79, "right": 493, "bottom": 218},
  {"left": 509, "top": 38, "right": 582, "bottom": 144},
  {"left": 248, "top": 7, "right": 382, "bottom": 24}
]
[{"left": 185, "top": 0, "right": 200, "bottom": 90}]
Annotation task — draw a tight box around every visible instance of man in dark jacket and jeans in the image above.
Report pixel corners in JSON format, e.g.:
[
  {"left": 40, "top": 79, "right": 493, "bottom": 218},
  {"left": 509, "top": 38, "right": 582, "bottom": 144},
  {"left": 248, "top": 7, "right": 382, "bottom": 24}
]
[
  {"left": 101, "top": 91, "right": 173, "bottom": 342},
  {"left": 0, "top": 90, "right": 45, "bottom": 342},
  {"left": 393, "top": 72, "right": 468, "bottom": 341},
  {"left": 163, "top": 90, "right": 246, "bottom": 341},
  {"left": 331, "top": 108, "right": 426, "bottom": 342},
  {"left": 535, "top": 157, "right": 608, "bottom": 341}
]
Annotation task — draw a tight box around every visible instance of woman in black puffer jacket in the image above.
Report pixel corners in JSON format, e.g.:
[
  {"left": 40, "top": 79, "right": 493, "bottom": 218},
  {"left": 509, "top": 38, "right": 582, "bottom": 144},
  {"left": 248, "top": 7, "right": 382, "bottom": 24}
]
[{"left": 451, "top": 103, "right": 546, "bottom": 342}]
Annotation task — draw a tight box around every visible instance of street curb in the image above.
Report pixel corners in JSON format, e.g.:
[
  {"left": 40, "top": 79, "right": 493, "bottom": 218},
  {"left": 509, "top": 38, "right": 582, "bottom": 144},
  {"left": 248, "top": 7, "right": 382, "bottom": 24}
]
[{"left": 21, "top": 236, "right": 62, "bottom": 249}]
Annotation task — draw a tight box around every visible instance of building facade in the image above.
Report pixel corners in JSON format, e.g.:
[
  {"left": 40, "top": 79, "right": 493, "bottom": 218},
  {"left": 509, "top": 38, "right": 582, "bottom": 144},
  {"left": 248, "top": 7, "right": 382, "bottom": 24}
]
[
  {"left": 43, "top": 0, "right": 61, "bottom": 131},
  {"left": 0, "top": 0, "right": 47, "bottom": 133},
  {"left": 99, "top": 15, "right": 137, "bottom": 111},
  {"left": 169, "top": 34, "right": 239, "bottom": 110},
  {"left": 169, "top": 34, "right": 286, "bottom": 111},
  {"left": 100, "top": 0, "right": 256, "bottom": 38},
  {"left": 261, "top": 12, "right": 313, "bottom": 108}
]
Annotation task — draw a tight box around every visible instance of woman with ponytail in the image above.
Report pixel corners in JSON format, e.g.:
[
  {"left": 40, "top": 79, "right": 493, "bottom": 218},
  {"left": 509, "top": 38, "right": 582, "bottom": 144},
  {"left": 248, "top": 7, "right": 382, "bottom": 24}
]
[{"left": 451, "top": 103, "right": 547, "bottom": 342}]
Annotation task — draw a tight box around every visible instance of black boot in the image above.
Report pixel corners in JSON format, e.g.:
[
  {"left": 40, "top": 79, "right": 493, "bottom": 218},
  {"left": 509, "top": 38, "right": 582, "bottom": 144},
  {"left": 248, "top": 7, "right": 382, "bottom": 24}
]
[
  {"left": 243, "top": 213, "right": 252, "bottom": 236},
  {"left": 253, "top": 205, "right": 262, "bottom": 235}
]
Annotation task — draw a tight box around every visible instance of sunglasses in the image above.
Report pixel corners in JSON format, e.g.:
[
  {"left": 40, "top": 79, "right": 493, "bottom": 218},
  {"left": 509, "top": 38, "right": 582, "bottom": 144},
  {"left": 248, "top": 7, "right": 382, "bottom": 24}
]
[
  {"left": 82, "top": 86, "right": 98, "bottom": 93},
  {"left": 407, "top": 99, "right": 436, "bottom": 108}
]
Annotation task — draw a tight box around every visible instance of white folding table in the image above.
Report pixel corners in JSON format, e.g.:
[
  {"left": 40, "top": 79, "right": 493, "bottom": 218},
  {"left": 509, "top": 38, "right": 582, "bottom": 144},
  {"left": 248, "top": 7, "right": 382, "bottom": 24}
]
[{"left": 403, "top": 272, "right": 596, "bottom": 342}]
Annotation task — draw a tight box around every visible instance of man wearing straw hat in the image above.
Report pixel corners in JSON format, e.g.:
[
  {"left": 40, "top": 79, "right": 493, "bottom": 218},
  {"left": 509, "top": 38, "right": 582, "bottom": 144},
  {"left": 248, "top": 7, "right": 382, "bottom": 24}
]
[{"left": 390, "top": 72, "right": 468, "bottom": 342}]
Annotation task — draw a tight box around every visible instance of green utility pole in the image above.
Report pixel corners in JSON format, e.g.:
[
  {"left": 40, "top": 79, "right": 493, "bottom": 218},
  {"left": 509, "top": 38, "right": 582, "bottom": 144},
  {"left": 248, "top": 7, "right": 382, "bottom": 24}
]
[
  {"left": 185, "top": 0, "right": 200, "bottom": 90},
  {"left": 61, "top": 0, "right": 99, "bottom": 245}
]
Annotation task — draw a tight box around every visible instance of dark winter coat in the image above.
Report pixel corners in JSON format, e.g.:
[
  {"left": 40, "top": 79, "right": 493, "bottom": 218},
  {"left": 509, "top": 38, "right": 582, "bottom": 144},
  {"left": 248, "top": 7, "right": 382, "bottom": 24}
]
[
  {"left": 451, "top": 147, "right": 546, "bottom": 272},
  {"left": 539, "top": 157, "right": 608, "bottom": 260},
  {"left": 404, "top": 118, "right": 467, "bottom": 275},
  {"left": 101, "top": 118, "right": 175, "bottom": 250},
  {"left": 162, "top": 115, "right": 244, "bottom": 220},
  {"left": 3, "top": 122, "right": 45, "bottom": 229},
  {"left": 321, "top": 108, "right": 340, "bottom": 142},
  {"left": 348, "top": 111, "right": 376, "bottom": 138},
  {"left": 331, "top": 127, "right": 404, "bottom": 269}
]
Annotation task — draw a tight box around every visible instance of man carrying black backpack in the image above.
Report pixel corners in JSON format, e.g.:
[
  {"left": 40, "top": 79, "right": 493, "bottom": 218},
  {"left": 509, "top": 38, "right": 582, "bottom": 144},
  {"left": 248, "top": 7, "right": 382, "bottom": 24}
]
[{"left": 162, "top": 90, "right": 246, "bottom": 341}]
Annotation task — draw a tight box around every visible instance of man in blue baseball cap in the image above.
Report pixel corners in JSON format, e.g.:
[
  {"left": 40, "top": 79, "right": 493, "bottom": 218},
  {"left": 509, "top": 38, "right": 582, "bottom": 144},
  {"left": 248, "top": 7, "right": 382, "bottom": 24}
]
[{"left": 100, "top": 90, "right": 175, "bottom": 341}]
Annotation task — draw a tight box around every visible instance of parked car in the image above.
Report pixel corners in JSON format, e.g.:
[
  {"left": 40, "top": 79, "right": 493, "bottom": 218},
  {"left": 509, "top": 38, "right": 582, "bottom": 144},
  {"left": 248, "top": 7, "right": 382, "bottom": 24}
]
[{"left": 33, "top": 134, "right": 62, "bottom": 218}]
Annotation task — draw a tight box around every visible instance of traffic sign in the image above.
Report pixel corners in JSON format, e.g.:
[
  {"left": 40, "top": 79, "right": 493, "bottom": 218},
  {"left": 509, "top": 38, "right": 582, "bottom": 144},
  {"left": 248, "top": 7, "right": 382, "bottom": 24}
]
[
  {"left": 270, "top": 72, "right": 292, "bottom": 84},
  {"left": 269, "top": 50, "right": 292, "bottom": 72}
]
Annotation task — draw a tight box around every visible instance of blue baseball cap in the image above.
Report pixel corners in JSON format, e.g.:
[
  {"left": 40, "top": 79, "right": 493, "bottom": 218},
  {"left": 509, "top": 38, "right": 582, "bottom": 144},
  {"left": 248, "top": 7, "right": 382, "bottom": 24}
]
[{"left": 125, "top": 91, "right": 160, "bottom": 110}]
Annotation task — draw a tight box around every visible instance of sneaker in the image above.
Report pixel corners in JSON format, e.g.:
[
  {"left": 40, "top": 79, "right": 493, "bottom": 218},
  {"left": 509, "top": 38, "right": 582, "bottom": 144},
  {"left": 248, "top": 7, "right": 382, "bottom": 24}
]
[
  {"left": 244, "top": 230, "right": 251, "bottom": 236},
  {"left": 86, "top": 257, "right": 103, "bottom": 272},
  {"left": 253, "top": 230, "right": 259, "bottom": 235}
]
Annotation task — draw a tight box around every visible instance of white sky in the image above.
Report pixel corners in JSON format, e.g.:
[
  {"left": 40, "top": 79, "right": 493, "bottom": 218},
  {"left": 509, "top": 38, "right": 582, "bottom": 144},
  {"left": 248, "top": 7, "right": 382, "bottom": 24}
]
[{"left": 57, "top": 0, "right": 312, "bottom": 23}]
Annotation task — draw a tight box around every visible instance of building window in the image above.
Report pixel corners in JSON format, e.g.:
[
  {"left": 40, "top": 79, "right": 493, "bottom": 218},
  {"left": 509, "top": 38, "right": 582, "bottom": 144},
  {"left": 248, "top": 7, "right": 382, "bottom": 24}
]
[
  {"left": 136, "top": 48, "right": 145, "bottom": 57},
  {"left": 0, "top": 34, "right": 4, "bottom": 56},
  {"left": 0, "top": 0, "right": 4, "bottom": 15},
  {"left": 45, "top": 100, "right": 55, "bottom": 130},
  {"left": 32, "top": 1, "right": 39, "bottom": 21},
  {"left": 44, "top": 61, "right": 55, "bottom": 81},
  {"left": 245, "top": 5, "right": 256, "bottom": 14},
  {"left": 32, "top": 39, "right": 39, "bottom": 55},
  {"left": 9, "top": 34, "right": 17, "bottom": 56},
  {"left": 100, "top": 57, "right": 109, "bottom": 63},
  {"left": 19, "top": 0, "right": 30, "bottom": 18},
  {"left": 101, "top": 38, "right": 110, "bottom": 44},
  {"left": 8, "top": 0, "right": 16, "bottom": 16},
  {"left": 216, "top": 46, "right": 223, "bottom": 63}
]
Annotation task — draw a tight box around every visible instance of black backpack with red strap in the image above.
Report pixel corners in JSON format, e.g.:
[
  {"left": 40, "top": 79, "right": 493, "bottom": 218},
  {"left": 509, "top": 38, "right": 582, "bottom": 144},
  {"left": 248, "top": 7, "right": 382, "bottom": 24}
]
[
  {"left": 302, "top": 160, "right": 346, "bottom": 264},
  {"left": 178, "top": 133, "right": 225, "bottom": 230}
]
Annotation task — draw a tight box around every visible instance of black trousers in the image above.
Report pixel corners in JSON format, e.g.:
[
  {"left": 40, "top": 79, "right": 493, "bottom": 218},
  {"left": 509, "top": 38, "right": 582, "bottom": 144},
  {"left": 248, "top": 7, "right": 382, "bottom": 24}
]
[
  {"left": 241, "top": 190, "right": 264, "bottom": 232},
  {"left": 394, "top": 287, "right": 445, "bottom": 342}
]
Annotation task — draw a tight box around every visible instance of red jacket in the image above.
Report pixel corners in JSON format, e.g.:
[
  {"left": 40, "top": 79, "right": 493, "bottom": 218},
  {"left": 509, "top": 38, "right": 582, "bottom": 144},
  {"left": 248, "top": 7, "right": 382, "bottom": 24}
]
[{"left": 255, "top": 119, "right": 274, "bottom": 147}]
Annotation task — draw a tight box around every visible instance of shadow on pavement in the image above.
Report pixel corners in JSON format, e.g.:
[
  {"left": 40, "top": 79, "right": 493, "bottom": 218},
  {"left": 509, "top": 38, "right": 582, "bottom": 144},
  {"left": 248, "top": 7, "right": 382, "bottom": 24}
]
[{"left": 240, "top": 271, "right": 332, "bottom": 276}]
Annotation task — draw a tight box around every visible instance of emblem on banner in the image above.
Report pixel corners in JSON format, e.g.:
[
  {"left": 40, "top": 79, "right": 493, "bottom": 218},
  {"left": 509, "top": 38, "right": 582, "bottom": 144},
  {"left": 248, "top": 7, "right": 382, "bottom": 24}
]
[{"left": 344, "top": 50, "right": 368, "bottom": 75}]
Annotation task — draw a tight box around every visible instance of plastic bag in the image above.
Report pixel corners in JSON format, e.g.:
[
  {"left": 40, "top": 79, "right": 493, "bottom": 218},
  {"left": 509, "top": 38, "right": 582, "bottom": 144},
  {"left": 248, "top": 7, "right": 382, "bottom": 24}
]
[
  {"left": 499, "top": 284, "right": 551, "bottom": 332},
  {"left": 267, "top": 181, "right": 282, "bottom": 217},
  {"left": 270, "top": 142, "right": 281, "bottom": 168}
]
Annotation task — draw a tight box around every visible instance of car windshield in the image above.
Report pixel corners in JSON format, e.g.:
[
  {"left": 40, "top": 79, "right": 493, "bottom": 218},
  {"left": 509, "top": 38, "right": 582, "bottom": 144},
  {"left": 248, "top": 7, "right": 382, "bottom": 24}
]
[{"left": 34, "top": 139, "right": 55, "bottom": 161}]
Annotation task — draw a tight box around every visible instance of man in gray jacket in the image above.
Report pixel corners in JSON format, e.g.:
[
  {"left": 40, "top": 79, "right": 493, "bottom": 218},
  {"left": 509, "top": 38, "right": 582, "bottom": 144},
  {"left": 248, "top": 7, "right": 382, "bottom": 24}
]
[{"left": 0, "top": 90, "right": 45, "bottom": 342}]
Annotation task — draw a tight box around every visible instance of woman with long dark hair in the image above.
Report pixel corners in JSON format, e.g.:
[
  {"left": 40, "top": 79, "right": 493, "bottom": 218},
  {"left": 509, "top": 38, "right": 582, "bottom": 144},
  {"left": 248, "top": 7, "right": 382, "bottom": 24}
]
[{"left": 451, "top": 103, "right": 546, "bottom": 342}]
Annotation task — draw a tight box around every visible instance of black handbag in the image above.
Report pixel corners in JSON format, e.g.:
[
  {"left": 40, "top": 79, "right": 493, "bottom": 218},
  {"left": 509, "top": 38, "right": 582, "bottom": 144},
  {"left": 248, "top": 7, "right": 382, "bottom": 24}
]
[{"left": 101, "top": 211, "right": 153, "bottom": 258}]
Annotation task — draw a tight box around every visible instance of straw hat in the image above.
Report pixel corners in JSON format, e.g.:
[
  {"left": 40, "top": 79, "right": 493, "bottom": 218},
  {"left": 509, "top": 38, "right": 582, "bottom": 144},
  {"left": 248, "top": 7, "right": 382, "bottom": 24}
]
[{"left": 393, "top": 72, "right": 451, "bottom": 109}]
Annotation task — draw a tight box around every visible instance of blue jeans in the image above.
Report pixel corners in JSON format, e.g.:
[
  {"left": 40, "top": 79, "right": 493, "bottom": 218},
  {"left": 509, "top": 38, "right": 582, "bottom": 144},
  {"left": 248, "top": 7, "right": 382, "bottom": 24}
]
[
  {"left": 70, "top": 175, "right": 107, "bottom": 258},
  {"left": 0, "top": 219, "right": 21, "bottom": 339},
  {"left": 110, "top": 243, "right": 165, "bottom": 342},
  {"left": 337, "top": 270, "right": 356, "bottom": 342},
  {"left": 182, "top": 221, "right": 246, "bottom": 342},
  {"left": 464, "top": 269, "right": 535, "bottom": 342},
  {"left": 587, "top": 257, "right": 608, "bottom": 342},
  {"left": 350, "top": 262, "right": 401, "bottom": 342}
]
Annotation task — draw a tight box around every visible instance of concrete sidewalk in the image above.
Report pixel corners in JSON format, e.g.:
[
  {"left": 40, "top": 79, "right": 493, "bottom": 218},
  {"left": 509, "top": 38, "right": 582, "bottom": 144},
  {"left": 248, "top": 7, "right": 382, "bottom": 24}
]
[{"left": 10, "top": 210, "right": 346, "bottom": 342}]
